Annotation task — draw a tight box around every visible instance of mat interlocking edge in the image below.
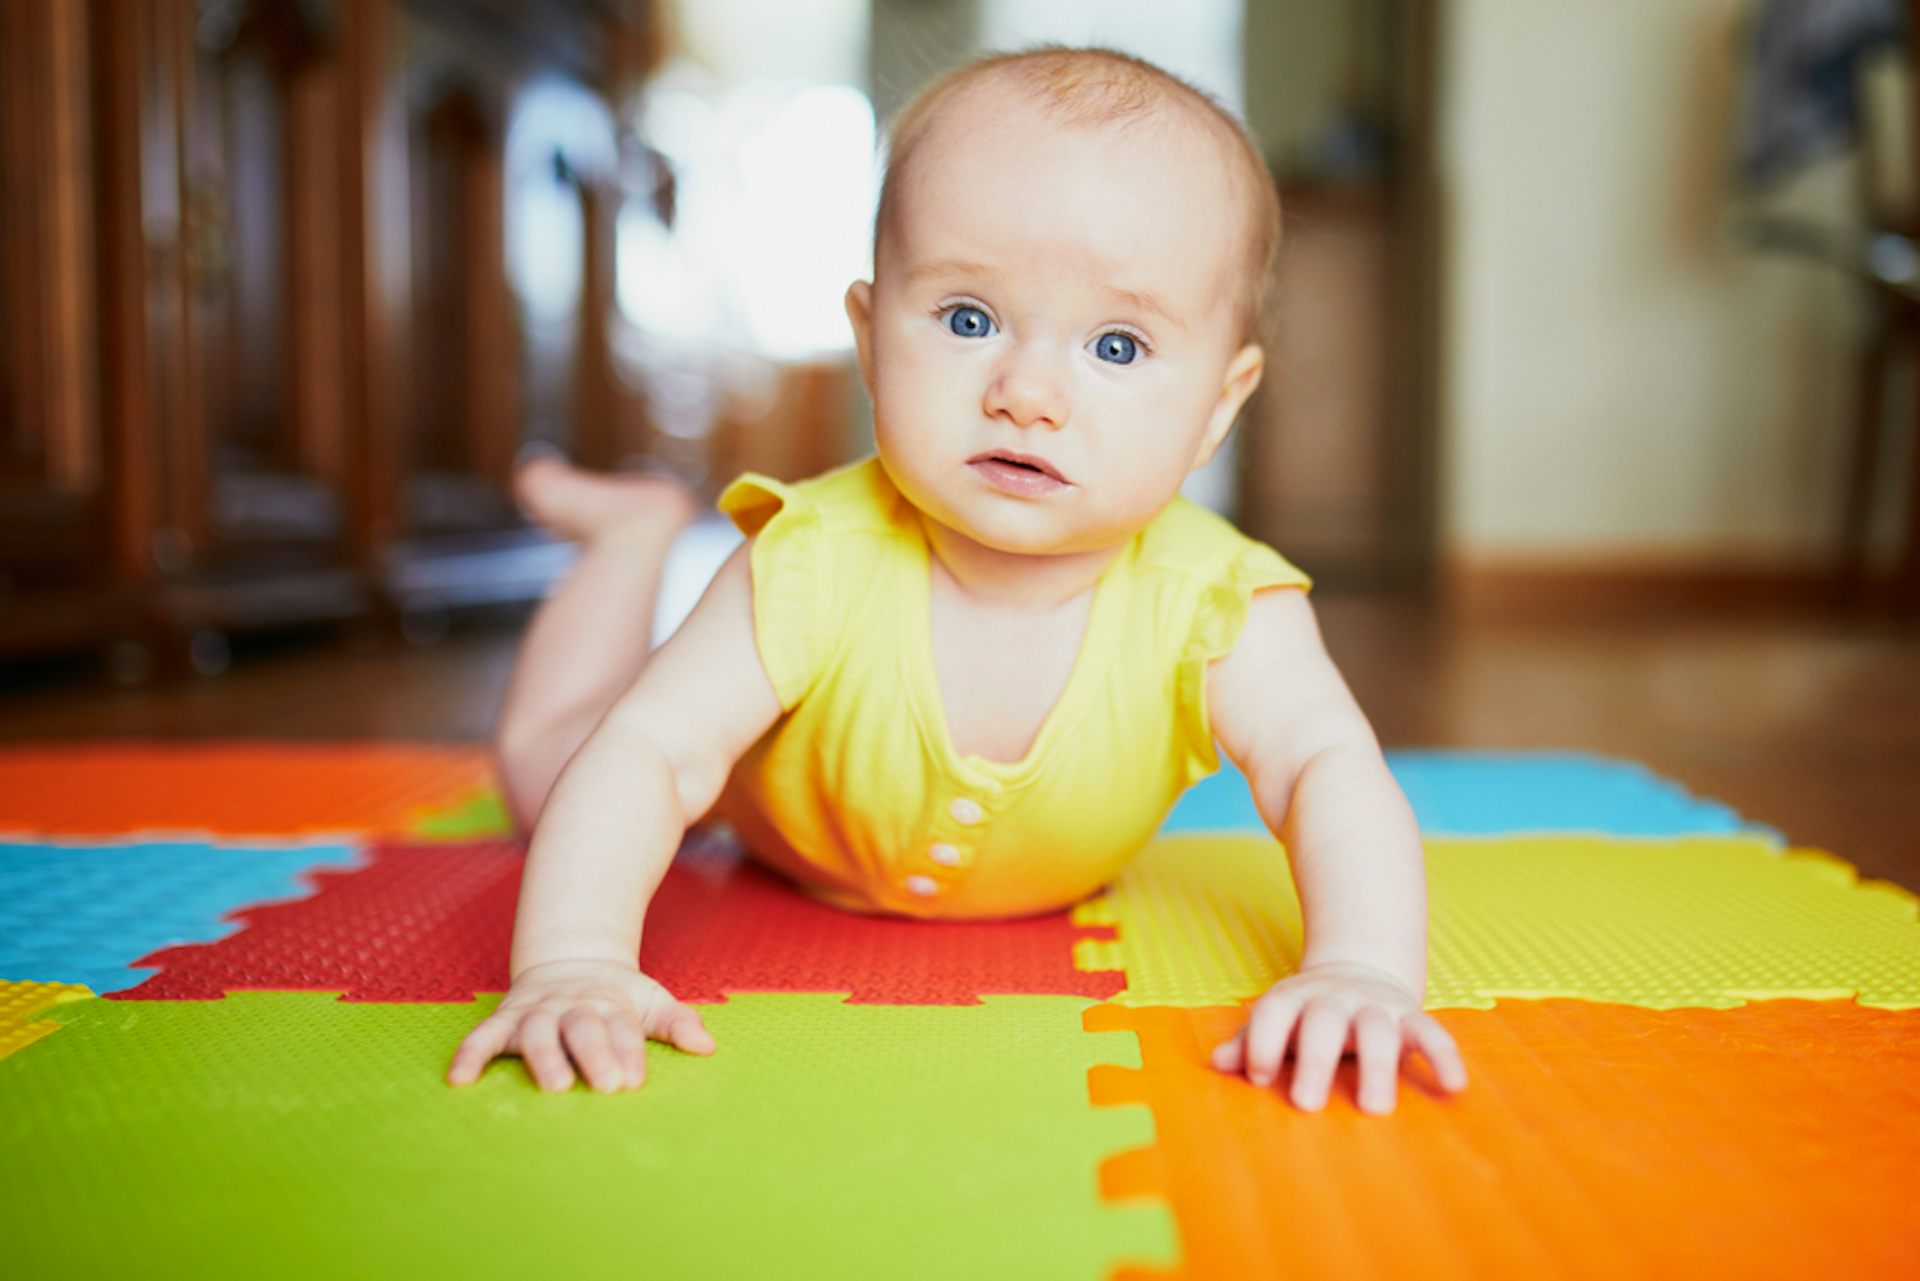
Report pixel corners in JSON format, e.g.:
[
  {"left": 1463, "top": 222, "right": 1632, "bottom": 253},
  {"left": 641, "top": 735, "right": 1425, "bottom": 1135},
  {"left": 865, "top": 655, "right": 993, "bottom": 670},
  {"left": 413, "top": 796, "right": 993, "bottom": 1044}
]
[
  {"left": 0, "top": 837, "right": 362, "bottom": 994},
  {"left": 1165, "top": 751, "right": 1769, "bottom": 838},
  {"left": 1073, "top": 833, "right": 1920, "bottom": 1010},
  {"left": 4, "top": 742, "right": 1917, "bottom": 1281},
  {"left": 0, "top": 990, "right": 1171, "bottom": 1281},
  {"left": 1087, "top": 999, "right": 1920, "bottom": 1281},
  {"left": 110, "top": 835, "right": 1122, "bottom": 1005},
  {"left": 0, "top": 980, "right": 91, "bottom": 1060},
  {"left": 0, "top": 742, "right": 490, "bottom": 837},
  {"left": 410, "top": 751, "right": 1774, "bottom": 844}
]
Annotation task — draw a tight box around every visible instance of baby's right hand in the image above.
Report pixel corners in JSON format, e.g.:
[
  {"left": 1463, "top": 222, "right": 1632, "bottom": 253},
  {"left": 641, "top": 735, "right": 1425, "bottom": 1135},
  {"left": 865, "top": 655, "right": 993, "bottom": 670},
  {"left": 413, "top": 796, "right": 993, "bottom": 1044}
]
[{"left": 446, "top": 958, "right": 715, "bottom": 1093}]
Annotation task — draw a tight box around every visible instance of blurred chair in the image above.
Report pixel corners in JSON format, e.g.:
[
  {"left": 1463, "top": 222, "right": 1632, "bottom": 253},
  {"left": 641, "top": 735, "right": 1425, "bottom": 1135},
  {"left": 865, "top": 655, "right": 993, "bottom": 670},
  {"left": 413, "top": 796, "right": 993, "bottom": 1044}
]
[{"left": 1732, "top": 0, "right": 1920, "bottom": 618}]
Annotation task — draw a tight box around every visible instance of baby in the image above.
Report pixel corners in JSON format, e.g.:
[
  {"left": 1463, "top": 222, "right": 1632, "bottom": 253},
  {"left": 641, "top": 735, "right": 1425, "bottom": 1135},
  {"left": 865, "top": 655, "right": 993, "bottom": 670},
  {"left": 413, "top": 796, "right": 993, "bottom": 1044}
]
[{"left": 447, "top": 46, "right": 1469, "bottom": 1116}]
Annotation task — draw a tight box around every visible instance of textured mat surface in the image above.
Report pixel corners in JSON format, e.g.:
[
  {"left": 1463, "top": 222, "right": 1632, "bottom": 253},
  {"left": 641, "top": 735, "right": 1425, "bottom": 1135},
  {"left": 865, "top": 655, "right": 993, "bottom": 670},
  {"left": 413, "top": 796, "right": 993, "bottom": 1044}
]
[
  {"left": 5, "top": 740, "right": 1914, "bottom": 1281},
  {"left": 0, "top": 990, "right": 1170, "bottom": 1281},
  {"left": 1162, "top": 751, "right": 1764, "bottom": 838},
  {"left": 0, "top": 837, "right": 360, "bottom": 993},
  {"left": 115, "top": 834, "right": 1122, "bottom": 1005},
  {"left": 0, "top": 980, "right": 90, "bottom": 1061},
  {"left": 1074, "top": 833, "right": 1920, "bottom": 1009},
  {"left": 1087, "top": 999, "right": 1920, "bottom": 1281},
  {"left": 415, "top": 750, "right": 1764, "bottom": 846},
  {"left": 411, "top": 789, "right": 513, "bottom": 840},
  {"left": 0, "top": 742, "right": 489, "bottom": 837}
]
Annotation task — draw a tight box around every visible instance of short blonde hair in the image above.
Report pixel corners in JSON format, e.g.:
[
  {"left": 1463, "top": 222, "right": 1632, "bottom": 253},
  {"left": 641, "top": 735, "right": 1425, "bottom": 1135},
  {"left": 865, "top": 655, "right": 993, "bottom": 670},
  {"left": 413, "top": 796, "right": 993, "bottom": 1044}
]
[{"left": 872, "top": 45, "right": 1282, "bottom": 347}]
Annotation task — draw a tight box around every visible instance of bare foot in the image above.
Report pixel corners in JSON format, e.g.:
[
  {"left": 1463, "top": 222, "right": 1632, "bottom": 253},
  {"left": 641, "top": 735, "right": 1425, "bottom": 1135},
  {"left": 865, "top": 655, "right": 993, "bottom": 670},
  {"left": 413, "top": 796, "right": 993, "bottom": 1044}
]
[{"left": 513, "top": 455, "right": 698, "bottom": 544}]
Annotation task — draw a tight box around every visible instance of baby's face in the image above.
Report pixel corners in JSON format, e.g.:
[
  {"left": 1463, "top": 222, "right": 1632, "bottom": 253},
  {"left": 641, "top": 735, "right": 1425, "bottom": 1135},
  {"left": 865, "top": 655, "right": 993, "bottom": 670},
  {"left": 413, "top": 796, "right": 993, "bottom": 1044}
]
[{"left": 847, "top": 89, "right": 1265, "bottom": 560}]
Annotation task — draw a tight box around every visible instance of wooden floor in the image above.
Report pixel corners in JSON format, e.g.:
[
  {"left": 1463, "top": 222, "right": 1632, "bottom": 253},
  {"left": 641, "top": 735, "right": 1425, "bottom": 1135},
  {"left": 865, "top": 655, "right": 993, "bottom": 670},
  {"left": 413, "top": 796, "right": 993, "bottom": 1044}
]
[{"left": 2, "top": 591, "right": 1916, "bottom": 891}]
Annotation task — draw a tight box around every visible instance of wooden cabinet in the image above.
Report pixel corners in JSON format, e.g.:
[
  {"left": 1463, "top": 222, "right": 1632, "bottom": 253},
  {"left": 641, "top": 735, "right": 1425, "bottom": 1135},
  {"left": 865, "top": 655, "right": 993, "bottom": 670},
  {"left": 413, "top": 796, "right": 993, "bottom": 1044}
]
[{"left": 0, "top": 0, "right": 661, "bottom": 666}]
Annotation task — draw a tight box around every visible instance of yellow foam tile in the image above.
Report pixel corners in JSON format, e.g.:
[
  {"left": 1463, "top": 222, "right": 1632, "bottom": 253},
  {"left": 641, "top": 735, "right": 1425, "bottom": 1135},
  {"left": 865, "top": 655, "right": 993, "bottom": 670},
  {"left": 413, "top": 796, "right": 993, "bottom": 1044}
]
[
  {"left": 0, "top": 980, "right": 92, "bottom": 1060},
  {"left": 1076, "top": 833, "right": 1920, "bottom": 1010}
]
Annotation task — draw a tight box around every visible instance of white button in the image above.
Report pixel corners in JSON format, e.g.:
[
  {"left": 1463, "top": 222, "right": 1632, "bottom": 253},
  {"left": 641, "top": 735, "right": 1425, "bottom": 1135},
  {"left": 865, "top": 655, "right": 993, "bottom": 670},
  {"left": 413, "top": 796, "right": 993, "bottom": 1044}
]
[
  {"left": 949, "top": 797, "right": 983, "bottom": 825},
  {"left": 929, "top": 843, "right": 962, "bottom": 867},
  {"left": 905, "top": 874, "right": 940, "bottom": 896}
]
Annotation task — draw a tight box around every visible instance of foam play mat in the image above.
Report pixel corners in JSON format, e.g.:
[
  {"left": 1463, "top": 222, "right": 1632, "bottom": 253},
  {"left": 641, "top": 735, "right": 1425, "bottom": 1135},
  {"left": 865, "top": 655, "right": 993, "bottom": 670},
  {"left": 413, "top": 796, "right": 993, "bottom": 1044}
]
[{"left": 2, "top": 741, "right": 1916, "bottom": 1280}]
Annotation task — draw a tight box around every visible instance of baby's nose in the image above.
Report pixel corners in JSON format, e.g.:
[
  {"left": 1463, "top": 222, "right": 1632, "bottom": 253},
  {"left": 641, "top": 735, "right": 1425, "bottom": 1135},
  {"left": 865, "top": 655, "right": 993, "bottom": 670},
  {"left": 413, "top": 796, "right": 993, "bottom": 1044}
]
[{"left": 984, "top": 346, "right": 1068, "bottom": 429}]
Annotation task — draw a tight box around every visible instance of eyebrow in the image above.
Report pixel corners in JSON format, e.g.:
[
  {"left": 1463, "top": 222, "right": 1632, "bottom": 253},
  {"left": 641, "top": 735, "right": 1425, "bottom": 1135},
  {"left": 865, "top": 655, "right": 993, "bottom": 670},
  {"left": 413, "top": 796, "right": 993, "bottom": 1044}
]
[
  {"left": 903, "top": 258, "right": 1187, "bottom": 332},
  {"left": 904, "top": 257, "right": 994, "bottom": 285},
  {"left": 1109, "top": 286, "right": 1186, "bottom": 333}
]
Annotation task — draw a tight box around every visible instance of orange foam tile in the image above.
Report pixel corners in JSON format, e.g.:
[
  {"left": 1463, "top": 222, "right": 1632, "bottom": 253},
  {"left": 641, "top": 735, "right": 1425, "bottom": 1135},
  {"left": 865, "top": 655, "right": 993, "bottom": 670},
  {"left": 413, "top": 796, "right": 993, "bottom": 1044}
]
[
  {"left": 1087, "top": 999, "right": 1920, "bottom": 1281},
  {"left": 0, "top": 742, "right": 492, "bottom": 838}
]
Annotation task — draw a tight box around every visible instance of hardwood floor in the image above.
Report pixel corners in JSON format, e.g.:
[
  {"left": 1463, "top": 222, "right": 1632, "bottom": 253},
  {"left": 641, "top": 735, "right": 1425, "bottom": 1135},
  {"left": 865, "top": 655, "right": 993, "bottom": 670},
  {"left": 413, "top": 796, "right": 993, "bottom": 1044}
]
[{"left": 2, "top": 592, "right": 1916, "bottom": 891}]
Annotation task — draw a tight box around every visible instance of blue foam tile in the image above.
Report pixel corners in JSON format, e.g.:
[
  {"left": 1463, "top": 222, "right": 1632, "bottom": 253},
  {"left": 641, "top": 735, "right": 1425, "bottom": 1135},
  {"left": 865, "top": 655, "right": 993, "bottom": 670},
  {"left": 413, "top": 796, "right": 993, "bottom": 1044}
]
[
  {"left": 0, "top": 837, "right": 362, "bottom": 993},
  {"left": 1163, "top": 750, "right": 1777, "bottom": 841}
]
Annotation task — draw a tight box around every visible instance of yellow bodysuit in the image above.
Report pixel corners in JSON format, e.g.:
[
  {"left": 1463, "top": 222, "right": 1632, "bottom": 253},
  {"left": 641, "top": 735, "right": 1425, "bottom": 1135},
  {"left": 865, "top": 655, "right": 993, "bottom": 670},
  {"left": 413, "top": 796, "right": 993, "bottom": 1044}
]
[{"left": 712, "top": 455, "right": 1311, "bottom": 920}]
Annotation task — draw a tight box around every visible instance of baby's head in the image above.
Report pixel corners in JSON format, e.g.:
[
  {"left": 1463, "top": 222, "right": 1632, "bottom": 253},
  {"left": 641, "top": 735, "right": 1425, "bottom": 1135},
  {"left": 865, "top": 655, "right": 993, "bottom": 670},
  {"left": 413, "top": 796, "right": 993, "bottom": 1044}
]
[
  {"left": 874, "top": 48, "right": 1280, "bottom": 349},
  {"left": 846, "top": 47, "right": 1284, "bottom": 560}
]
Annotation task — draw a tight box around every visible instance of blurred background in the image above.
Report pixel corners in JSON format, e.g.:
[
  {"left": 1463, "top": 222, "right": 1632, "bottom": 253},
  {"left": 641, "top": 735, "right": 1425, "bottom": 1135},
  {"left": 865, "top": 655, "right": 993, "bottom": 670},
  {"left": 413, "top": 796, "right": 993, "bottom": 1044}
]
[{"left": 0, "top": 1, "right": 1914, "bottom": 876}]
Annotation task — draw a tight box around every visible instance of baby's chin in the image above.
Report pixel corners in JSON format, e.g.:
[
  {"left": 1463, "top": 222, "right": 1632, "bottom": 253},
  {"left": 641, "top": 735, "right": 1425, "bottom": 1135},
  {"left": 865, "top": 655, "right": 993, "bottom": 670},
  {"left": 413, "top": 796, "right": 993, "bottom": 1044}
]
[{"left": 928, "top": 500, "right": 1132, "bottom": 561}]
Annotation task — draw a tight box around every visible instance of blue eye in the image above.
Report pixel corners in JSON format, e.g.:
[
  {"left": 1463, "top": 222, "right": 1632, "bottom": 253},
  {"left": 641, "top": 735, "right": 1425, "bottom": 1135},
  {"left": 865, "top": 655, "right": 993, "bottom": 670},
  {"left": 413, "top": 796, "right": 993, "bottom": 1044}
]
[
  {"left": 946, "top": 306, "right": 994, "bottom": 338},
  {"left": 1092, "top": 331, "right": 1139, "bottom": 365}
]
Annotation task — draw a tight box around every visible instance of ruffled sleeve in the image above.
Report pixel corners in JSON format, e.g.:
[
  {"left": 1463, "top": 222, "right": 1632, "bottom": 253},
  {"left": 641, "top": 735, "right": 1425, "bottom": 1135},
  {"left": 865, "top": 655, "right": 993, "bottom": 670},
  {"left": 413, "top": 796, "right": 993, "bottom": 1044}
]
[
  {"left": 716, "top": 471, "right": 830, "bottom": 712},
  {"left": 1174, "top": 540, "right": 1312, "bottom": 779}
]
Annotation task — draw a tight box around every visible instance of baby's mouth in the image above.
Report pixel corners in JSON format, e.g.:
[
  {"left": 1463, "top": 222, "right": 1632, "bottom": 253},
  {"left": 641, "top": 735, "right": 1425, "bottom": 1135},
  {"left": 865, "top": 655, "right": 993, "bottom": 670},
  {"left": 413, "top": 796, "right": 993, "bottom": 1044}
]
[{"left": 968, "top": 450, "right": 1068, "bottom": 484}]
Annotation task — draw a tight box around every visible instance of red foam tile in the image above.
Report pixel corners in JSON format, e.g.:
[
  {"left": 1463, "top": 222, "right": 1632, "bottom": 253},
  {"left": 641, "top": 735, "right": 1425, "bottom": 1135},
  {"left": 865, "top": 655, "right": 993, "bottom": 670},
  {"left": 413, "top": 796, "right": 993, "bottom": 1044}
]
[{"left": 110, "top": 833, "right": 1122, "bottom": 1005}]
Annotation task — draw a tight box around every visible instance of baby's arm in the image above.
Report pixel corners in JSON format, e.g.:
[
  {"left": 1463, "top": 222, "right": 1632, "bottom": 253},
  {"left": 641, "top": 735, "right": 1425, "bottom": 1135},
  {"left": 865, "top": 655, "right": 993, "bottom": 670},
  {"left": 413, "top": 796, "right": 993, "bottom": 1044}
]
[
  {"left": 447, "top": 538, "right": 784, "bottom": 1092},
  {"left": 1202, "top": 587, "right": 1469, "bottom": 1115}
]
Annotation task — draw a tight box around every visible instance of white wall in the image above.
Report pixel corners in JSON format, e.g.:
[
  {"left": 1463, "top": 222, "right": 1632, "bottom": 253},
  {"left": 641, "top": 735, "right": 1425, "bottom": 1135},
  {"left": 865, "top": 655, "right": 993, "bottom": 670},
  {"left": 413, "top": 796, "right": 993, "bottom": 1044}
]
[{"left": 1439, "top": 0, "right": 1886, "bottom": 568}]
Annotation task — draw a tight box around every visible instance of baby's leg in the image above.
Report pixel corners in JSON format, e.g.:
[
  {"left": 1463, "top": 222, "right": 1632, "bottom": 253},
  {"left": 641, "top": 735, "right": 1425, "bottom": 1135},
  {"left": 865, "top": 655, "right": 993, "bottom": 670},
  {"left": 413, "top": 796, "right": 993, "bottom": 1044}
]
[{"left": 493, "top": 456, "right": 697, "bottom": 832}]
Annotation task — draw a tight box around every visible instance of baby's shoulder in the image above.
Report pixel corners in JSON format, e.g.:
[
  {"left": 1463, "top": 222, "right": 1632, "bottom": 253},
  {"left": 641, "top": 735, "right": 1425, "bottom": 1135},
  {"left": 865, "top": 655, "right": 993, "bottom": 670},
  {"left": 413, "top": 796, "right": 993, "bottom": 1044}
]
[
  {"left": 719, "top": 456, "right": 904, "bottom": 540},
  {"left": 1131, "top": 496, "right": 1268, "bottom": 582}
]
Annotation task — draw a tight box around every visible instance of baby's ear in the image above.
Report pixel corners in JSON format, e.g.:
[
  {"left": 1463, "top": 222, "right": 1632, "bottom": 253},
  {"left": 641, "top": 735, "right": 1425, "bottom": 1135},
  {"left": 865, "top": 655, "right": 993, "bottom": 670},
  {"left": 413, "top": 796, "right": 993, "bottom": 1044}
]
[
  {"left": 844, "top": 281, "right": 877, "bottom": 397},
  {"left": 1192, "top": 342, "right": 1265, "bottom": 470}
]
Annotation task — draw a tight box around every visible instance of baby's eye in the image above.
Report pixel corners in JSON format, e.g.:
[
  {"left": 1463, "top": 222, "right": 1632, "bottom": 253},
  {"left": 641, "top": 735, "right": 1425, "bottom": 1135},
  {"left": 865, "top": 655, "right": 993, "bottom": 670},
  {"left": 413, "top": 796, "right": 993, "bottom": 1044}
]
[
  {"left": 1090, "top": 331, "right": 1140, "bottom": 365},
  {"left": 944, "top": 305, "right": 994, "bottom": 339}
]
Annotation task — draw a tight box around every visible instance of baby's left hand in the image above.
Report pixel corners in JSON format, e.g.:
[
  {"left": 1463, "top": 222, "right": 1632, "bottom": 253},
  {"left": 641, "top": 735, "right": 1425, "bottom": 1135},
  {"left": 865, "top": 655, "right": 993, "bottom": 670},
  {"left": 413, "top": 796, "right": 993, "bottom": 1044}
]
[{"left": 1210, "top": 961, "right": 1469, "bottom": 1115}]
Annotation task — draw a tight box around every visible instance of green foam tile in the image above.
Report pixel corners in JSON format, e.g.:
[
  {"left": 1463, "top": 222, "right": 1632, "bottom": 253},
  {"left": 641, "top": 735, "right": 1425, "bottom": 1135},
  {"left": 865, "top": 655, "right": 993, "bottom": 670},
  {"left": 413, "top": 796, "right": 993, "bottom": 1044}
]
[
  {"left": 409, "top": 789, "right": 513, "bottom": 840},
  {"left": 0, "top": 990, "right": 1171, "bottom": 1280}
]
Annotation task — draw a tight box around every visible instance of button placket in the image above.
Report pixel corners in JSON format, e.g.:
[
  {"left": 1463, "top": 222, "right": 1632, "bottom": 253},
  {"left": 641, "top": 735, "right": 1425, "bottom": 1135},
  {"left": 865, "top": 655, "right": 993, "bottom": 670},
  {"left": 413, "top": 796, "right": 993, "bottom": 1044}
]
[{"left": 904, "top": 794, "right": 987, "bottom": 898}]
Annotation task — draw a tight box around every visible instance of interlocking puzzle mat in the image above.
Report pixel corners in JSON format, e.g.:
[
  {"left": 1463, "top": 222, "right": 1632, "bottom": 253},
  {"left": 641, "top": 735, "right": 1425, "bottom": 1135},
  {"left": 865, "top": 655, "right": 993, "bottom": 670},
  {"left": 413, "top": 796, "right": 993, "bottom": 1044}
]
[
  {"left": 409, "top": 750, "right": 1770, "bottom": 845},
  {"left": 0, "top": 837, "right": 360, "bottom": 994},
  {"left": 0, "top": 991, "right": 1170, "bottom": 1281},
  {"left": 110, "top": 834, "right": 1121, "bottom": 1005},
  {"left": 1090, "top": 999, "right": 1920, "bottom": 1281},
  {"left": 1, "top": 741, "right": 1917, "bottom": 1279},
  {"left": 1074, "top": 832, "right": 1920, "bottom": 1009},
  {"left": 1164, "top": 751, "right": 1768, "bottom": 838},
  {"left": 0, "top": 980, "right": 91, "bottom": 1061},
  {"left": 0, "top": 741, "right": 490, "bottom": 837}
]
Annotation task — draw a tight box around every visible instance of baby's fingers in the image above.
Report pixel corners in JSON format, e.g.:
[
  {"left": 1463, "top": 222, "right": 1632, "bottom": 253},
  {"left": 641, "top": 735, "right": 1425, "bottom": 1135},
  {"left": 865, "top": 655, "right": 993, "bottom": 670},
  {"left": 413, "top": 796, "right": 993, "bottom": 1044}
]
[
  {"left": 604, "top": 1008, "right": 648, "bottom": 1088},
  {"left": 1210, "top": 1027, "right": 1247, "bottom": 1075},
  {"left": 642, "top": 998, "right": 716, "bottom": 1056},
  {"left": 1351, "top": 1005, "right": 1402, "bottom": 1115},
  {"left": 559, "top": 1007, "right": 629, "bottom": 1094},
  {"left": 1405, "top": 1011, "right": 1470, "bottom": 1093},
  {"left": 1287, "top": 997, "right": 1352, "bottom": 1112},
  {"left": 1242, "top": 992, "right": 1305, "bottom": 1088},
  {"left": 517, "top": 1009, "right": 575, "bottom": 1092},
  {"left": 447, "top": 1014, "right": 514, "bottom": 1086}
]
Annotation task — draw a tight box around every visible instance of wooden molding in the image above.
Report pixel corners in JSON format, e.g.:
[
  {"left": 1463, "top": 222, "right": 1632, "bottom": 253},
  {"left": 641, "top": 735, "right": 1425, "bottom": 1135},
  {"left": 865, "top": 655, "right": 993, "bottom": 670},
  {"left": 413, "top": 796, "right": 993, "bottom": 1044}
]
[{"left": 1438, "top": 555, "right": 1887, "bottom": 618}]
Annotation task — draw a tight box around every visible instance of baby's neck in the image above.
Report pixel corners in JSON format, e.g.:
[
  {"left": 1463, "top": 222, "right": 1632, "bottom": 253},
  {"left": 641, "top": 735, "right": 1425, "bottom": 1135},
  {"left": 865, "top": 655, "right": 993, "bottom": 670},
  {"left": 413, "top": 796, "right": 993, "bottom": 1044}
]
[{"left": 918, "top": 512, "right": 1123, "bottom": 611}]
